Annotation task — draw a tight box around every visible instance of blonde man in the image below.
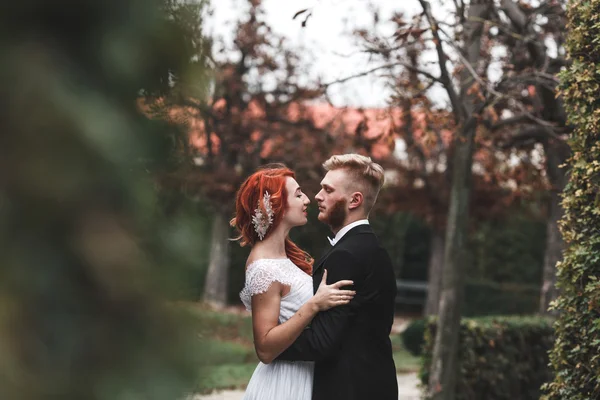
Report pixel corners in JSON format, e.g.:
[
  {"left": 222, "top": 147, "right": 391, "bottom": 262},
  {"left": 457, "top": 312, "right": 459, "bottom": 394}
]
[{"left": 278, "top": 154, "right": 398, "bottom": 400}]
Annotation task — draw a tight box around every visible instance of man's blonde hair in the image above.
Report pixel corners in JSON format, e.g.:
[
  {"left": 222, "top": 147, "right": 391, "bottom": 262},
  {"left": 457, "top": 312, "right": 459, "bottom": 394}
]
[{"left": 323, "top": 154, "right": 385, "bottom": 214}]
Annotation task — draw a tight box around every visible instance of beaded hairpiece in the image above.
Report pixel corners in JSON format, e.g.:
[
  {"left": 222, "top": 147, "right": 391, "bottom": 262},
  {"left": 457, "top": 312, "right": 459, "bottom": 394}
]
[{"left": 252, "top": 191, "right": 274, "bottom": 240}]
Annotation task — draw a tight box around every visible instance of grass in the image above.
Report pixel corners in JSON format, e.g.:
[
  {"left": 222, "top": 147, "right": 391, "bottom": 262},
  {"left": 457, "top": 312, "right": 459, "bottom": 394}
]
[
  {"left": 187, "top": 305, "right": 254, "bottom": 344},
  {"left": 185, "top": 304, "right": 258, "bottom": 393},
  {"left": 197, "top": 363, "right": 258, "bottom": 393},
  {"left": 186, "top": 303, "right": 422, "bottom": 393},
  {"left": 390, "top": 334, "right": 422, "bottom": 373}
]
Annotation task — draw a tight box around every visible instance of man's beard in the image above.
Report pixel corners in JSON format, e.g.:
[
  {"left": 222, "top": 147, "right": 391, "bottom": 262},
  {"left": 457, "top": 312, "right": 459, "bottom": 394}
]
[{"left": 321, "top": 199, "right": 347, "bottom": 231}]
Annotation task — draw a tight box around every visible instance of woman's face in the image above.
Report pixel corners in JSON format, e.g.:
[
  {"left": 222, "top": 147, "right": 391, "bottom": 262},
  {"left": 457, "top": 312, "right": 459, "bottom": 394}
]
[{"left": 283, "top": 177, "right": 310, "bottom": 228}]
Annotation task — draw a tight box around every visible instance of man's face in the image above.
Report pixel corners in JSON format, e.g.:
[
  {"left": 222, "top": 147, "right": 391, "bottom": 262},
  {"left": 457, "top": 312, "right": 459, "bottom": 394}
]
[{"left": 315, "top": 169, "right": 350, "bottom": 231}]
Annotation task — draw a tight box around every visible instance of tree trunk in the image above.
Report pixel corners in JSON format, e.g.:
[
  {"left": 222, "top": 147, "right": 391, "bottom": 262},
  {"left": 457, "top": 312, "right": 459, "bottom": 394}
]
[
  {"left": 499, "top": 0, "right": 570, "bottom": 316},
  {"left": 203, "top": 211, "right": 230, "bottom": 308},
  {"left": 427, "top": 0, "right": 492, "bottom": 398},
  {"left": 540, "top": 141, "right": 568, "bottom": 314},
  {"left": 425, "top": 231, "right": 445, "bottom": 316},
  {"left": 428, "top": 131, "right": 476, "bottom": 400}
]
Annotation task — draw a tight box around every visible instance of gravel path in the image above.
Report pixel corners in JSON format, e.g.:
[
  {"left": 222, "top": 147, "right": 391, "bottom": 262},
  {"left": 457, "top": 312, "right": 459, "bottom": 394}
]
[{"left": 193, "top": 373, "right": 421, "bottom": 400}]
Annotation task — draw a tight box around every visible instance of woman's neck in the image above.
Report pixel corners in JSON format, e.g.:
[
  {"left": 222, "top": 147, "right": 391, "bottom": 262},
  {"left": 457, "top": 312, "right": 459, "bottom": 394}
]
[{"left": 252, "top": 224, "right": 289, "bottom": 259}]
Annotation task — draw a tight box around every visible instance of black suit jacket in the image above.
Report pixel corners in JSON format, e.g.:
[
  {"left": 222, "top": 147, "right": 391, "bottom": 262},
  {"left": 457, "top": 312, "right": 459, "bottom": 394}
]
[{"left": 278, "top": 224, "right": 398, "bottom": 400}]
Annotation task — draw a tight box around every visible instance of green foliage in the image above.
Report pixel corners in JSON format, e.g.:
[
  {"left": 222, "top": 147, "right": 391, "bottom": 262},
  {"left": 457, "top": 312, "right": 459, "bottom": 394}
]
[
  {"left": 201, "top": 339, "right": 256, "bottom": 365},
  {"left": 421, "top": 316, "right": 554, "bottom": 400},
  {"left": 463, "top": 280, "right": 539, "bottom": 317},
  {"left": 157, "top": 198, "right": 214, "bottom": 300},
  {"left": 379, "top": 211, "right": 544, "bottom": 315},
  {"left": 461, "top": 214, "right": 545, "bottom": 316},
  {"left": 0, "top": 0, "right": 211, "bottom": 399},
  {"left": 185, "top": 306, "right": 258, "bottom": 393},
  {"left": 401, "top": 319, "right": 427, "bottom": 356},
  {"left": 466, "top": 215, "right": 546, "bottom": 285},
  {"left": 188, "top": 305, "right": 254, "bottom": 344},
  {"left": 543, "top": 0, "right": 600, "bottom": 398},
  {"left": 371, "top": 212, "right": 431, "bottom": 281},
  {"left": 399, "top": 286, "right": 540, "bottom": 360},
  {"left": 148, "top": 0, "right": 212, "bottom": 99}
]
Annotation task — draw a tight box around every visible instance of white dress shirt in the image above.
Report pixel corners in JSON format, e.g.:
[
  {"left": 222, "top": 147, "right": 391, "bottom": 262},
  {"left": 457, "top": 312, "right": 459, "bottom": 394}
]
[{"left": 327, "top": 219, "right": 369, "bottom": 246}]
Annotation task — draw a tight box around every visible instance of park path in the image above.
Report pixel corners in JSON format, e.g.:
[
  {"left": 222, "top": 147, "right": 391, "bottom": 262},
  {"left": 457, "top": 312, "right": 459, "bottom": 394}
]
[{"left": 193, "top": 372, "right": 421, "bottom": 400}]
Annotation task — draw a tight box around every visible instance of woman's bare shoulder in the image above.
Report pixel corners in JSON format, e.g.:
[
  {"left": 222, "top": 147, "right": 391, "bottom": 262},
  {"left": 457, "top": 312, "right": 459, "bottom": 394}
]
[{"left": 245, "top": 249, "right": 288, "bottom": 270}]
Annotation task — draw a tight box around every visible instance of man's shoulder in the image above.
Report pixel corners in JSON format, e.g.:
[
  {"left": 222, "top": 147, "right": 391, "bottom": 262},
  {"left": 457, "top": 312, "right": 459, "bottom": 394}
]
[
  {"left": 329, "top": 235, "right": 378, "bottom": 266},
  {"left": 337, "top": 229, "right": 378, "bottom": 248},
  {"left": 336, "top": 230, "right": 392, "bottom": 262}
]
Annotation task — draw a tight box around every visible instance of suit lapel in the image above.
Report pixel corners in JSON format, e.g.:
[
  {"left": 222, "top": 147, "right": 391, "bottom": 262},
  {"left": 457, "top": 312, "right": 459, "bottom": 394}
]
[
  {"left": 312, "top": 224, "right": 373, "bottom": 276},
  {"left": 313, "top": 245, "right": 334, "bottom": 275}
]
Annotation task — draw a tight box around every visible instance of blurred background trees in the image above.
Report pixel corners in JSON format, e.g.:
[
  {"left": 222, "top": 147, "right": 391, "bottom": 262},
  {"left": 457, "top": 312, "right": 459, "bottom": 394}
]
[
  {"left": 140, "top": 0, "right": 568, "bottom": 326},
  {"left": 342, "top": 1, "right": 569, "bottom": 396},
  {"left": 3, "top": 0, "right": 591, "bottom": 397}
]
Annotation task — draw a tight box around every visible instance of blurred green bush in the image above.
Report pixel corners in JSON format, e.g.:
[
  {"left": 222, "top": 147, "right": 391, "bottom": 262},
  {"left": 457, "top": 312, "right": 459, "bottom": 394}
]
[
  {"left": 401, "top": 318, "right": 427, "bottom": 356},
  {"left": 0, "top": 0, "right": 211, "bottom": 399},
  {"left": 421, "top": 316, "right": 554, "bottom": 400}
]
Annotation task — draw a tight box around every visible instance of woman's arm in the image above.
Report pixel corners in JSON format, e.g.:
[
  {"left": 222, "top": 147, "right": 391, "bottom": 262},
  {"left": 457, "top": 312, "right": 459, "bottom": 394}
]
[{"left": 251, "top": 270, "right": 354, "bottom": 364}]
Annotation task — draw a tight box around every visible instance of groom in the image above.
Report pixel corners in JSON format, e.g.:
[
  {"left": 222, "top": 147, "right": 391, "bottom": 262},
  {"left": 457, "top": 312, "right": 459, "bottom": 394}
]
[{"left": 278, "top": 154, "right": 398, "bottom": 400}]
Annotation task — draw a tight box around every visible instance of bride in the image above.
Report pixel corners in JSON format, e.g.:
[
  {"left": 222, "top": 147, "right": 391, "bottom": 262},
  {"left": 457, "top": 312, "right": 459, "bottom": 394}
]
[{"left": 231, "top": 164, "right": 355, "bottom": 400}]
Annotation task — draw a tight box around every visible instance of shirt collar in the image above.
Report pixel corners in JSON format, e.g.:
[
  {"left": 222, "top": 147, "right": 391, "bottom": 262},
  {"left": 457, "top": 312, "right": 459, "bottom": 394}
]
[{"left": 328, "top": 219, "right": 369, "bottom": 246}]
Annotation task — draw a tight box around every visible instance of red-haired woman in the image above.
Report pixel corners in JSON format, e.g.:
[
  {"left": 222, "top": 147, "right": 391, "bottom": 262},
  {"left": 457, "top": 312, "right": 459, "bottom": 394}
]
[{"left": 233, "top": 164, "right": 355, "bottom": 400}]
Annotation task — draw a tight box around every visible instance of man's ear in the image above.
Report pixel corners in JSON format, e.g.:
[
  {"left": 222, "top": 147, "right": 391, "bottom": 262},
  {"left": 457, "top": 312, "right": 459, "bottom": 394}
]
[{"left": 348, "top": 192, "right": 364, "bottom": 210}]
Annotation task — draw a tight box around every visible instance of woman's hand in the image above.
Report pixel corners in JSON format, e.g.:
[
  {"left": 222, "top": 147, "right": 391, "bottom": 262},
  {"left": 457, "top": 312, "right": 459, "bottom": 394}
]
[{"left": 310, "top": 269, "right": 356, "bottom": 311}]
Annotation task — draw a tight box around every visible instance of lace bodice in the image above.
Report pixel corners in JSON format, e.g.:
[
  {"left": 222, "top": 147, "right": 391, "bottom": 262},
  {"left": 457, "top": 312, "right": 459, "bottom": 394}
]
[
  {"left": 239, "top": 258, "right": 315, "bottom": 400},
  {"left": 239, "top": 258, "right": 314, "bottom": 323}
]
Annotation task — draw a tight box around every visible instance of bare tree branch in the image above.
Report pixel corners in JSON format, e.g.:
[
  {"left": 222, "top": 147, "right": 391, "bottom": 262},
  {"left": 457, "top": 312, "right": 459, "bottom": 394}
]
[
  {"left": 499, "top": 0, "right": 526, "bottom": 29},
  {"left": 321, "top": 62, "right": 443, "bottom": 88},
  {"left": 435, "top": 25, "right": 562, "bottom": 131},
  {"left": 435, "top": 26, "right": 508, "bottom": 103},
  {"left": 497, "top": 125, "right": 565, "bottom": 149},
  {"left": 488, "top": 114, "right": 533, "bottom": 130},
  {"left": 418, "top": 0, "right": 463, "bottom": 122},
  {"left": 496, "top": 72, "right": 560, "bottom": 91},
  {"left": 499, "top": 0, "right": 548, "bottom": 69}
]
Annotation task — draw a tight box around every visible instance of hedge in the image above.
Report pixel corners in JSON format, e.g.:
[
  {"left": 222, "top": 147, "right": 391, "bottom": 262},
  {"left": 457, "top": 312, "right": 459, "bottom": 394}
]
[
  {"left": 421, "top": 316, "right": 554, "bottom": 400},
  {"left": 402, "top": 318, "right": 427, "bottom": 356},
  {"left": 401, "top": 280, "right": 540, "bottom": 356},
  {"left": 542, "top": 0, "right": 600, "bottom": 398}
]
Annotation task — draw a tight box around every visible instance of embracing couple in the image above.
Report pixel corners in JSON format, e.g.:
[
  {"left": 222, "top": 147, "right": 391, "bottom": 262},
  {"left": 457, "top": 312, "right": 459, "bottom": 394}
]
[{"left": 233, "top": 154, "right": 398, "bottom": 400}]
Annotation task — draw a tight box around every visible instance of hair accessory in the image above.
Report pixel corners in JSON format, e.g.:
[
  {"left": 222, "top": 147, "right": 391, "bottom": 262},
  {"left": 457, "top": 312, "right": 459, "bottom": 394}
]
[{"left": 252, "top": 191, "right": 274, "bottom": 240}]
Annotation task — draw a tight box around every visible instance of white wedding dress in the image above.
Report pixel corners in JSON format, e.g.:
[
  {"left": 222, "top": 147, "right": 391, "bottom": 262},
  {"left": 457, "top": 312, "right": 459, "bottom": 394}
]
[{"left": 239, "top": 258, "right": 315, "bottom": 400}]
